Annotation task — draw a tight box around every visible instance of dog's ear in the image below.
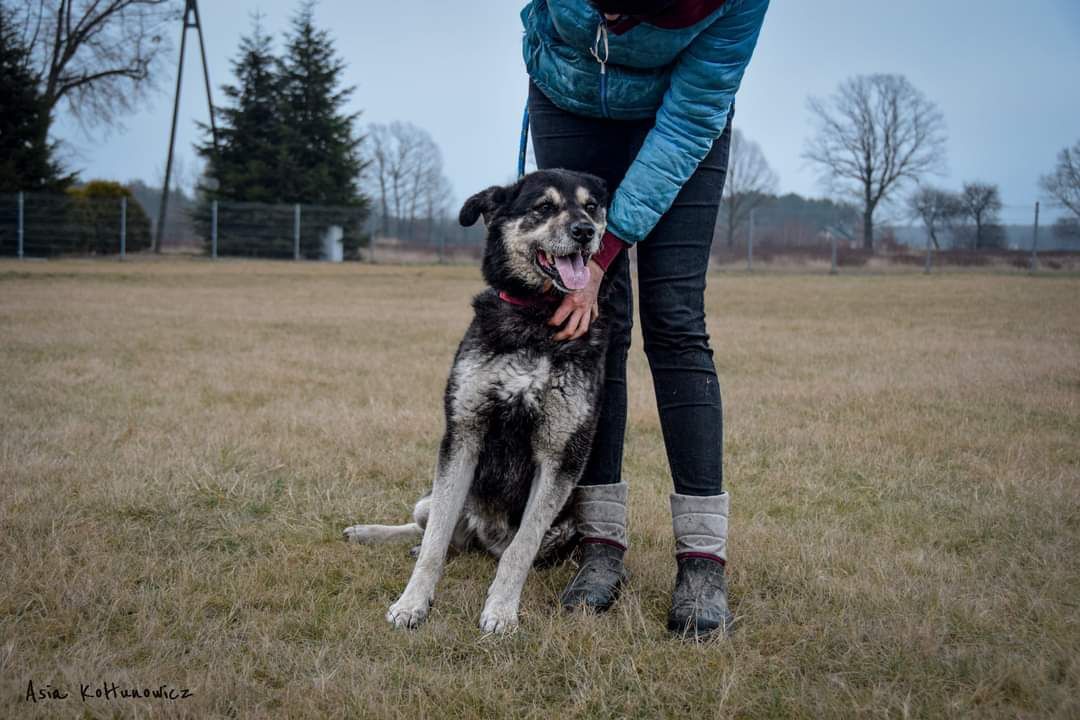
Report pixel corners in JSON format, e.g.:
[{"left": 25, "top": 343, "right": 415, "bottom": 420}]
[{"left": 459, "top": 185, "right": 509, "bottom": 227}]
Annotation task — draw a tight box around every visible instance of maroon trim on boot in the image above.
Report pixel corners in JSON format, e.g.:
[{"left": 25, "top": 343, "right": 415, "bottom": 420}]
[
  {"left": 677, "top": 551, "right": 726, "bottom": 566},
  {"left": 582, "top": 537, "right": 627, "bottom": 552}
]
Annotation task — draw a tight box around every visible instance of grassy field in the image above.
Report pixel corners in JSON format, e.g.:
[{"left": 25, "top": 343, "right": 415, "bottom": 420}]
[{"left": 1, "top": 258, "right": 1078, "bottom": 719}]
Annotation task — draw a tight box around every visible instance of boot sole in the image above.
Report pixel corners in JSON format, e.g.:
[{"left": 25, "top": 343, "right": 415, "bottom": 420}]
[{"left": 666, "top": 611, "right": 735, "bottom": 641}]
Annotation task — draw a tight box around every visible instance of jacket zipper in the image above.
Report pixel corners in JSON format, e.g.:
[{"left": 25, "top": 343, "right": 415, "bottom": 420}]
[{"left": 590, "top": 19, "right": 610, "bottom": 118}]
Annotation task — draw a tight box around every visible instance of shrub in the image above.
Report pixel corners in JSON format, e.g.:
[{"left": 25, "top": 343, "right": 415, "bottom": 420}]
[{"left": 67, "top": 181, "right": 153, "bottom": 254}]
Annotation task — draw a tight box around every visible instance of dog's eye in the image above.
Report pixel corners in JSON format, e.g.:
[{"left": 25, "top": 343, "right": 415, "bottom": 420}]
[
  {"left": 585, "top": 201, "right": 598, "bottom": 213},
  {"left": 534, "top": 201, "right": 555, "bottom": 214}
]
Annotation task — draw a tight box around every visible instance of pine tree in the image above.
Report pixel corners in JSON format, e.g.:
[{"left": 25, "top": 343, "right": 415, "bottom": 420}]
[
  {"left": 195, "top": 6, "right": 370, "bottom": 258},
  {"left": 0, "top": 5, "right": 71, "bottom": 192},
  {"left": 196, "top": 16, "right": 285, "bottom": 204},
  {"left": 277, "top": 2, "right": 368, "bottom": 207}
]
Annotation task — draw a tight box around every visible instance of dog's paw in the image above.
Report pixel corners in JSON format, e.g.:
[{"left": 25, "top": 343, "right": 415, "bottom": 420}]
[
  {"left": 342, "top": 525, "right": 376, "bottom": 543},
  {"left": 386, "top": 595, "right": 430, "bottom": 629},
  {"left": 479, "top": 599, "right": 519, "bottom": 635}
]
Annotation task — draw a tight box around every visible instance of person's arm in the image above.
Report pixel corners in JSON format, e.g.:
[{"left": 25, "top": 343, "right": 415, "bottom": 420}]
[
  {"left": 553, "top": 0, "right": 769, "bottom": 341},
  {"left": 592, "top": 0, "right": 770, "bottom": 272}
]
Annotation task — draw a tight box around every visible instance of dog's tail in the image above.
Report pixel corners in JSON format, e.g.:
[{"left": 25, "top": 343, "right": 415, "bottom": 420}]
[{"left": 343, "top": 523, "right": 423, "bottom": 544}]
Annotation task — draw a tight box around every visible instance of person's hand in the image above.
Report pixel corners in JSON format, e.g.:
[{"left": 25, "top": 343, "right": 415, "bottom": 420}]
[{"left": 549, "top": 260, "right": 603, "bottom": 341}]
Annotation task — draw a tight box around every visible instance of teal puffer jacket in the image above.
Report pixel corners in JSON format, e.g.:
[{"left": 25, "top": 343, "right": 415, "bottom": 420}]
[{"left": 521, "top": 0, "right": 769, "bottom": 246}]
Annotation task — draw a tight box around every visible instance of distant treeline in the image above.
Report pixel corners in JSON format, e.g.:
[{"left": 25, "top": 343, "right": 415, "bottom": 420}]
[{"left": 713, "top": 193, "right": 857, "bottom": 249}]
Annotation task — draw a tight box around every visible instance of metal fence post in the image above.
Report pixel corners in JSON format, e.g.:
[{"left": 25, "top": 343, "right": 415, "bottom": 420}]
[
  {"left": 293, "top": 203, "right": 301, "bottom": 261},
  {"left": 1030, "top": 200, "right": 1040, "bottom": 271},
  {"left": 369, "top": 211, "right": 377, "bottom": 264},
  {"left": 829, "top": 230, "right": 837, "bottom": 275},
  {"left": 17, "top": 192, "right": 25, "bottom": 259},
  {"left": 747, "top": 207, "right": 754, "bottom": 272},
  {"left": 119, "top": 197, "right": 127, "bottom": 259},
  {"left": 211, "top": 200, "right": 218, "bottom": 259}
]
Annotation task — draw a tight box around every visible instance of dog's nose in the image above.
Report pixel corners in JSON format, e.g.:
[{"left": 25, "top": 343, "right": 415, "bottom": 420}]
[{"left": 570, "top": 222, "right": 595, "bottom": 243}]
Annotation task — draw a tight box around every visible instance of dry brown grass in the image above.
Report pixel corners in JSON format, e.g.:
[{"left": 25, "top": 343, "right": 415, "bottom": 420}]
[{"left": 1, "top": 258, "right": 1079, "bottom": 719}]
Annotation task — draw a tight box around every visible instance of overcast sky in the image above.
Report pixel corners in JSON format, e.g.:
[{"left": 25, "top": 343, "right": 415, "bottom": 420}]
[{"left": 53, "top": 0, "right": 1080, "bottom": 224}]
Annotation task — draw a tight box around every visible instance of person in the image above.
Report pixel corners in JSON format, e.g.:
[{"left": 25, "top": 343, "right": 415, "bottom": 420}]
[{"left": 519, "top": 0, "right": 769, "bottom": 639}]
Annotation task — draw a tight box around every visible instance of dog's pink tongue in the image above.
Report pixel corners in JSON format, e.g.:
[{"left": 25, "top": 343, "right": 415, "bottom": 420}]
[{"left": 554, "top": 253, "right": 590, "bottom": 290}]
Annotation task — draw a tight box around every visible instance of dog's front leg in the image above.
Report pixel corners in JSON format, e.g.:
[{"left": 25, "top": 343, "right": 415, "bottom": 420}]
[
  {"left": 387, "top": 434, "right": 476, "bottom": 629},
  {"left": 479, "top": 462, "right": 574, "bottom": 634}
]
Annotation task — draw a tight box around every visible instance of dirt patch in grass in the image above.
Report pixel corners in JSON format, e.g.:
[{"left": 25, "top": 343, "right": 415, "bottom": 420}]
[{"left": 2, "top": 259, "right": 1079, "bottom": 718}]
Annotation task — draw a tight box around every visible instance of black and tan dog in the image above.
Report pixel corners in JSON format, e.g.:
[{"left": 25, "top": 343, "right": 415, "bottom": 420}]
[{"left": 344, "top": 169, "right": 612, "bottom": 633}]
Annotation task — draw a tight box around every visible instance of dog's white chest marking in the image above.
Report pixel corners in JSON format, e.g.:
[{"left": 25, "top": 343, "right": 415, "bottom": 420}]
[
  {"left": 451, "top": 349, "right": 594, "bottom": 456},
  {"left": 493, "top": 354, "right": 550, "bottom": 407},
  {"left": 453, "top": 351, "right": 554, "bottom": 416}
]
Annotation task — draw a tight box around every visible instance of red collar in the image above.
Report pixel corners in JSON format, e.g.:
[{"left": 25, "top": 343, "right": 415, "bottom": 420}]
[{"left": 498, "top": 289, "right": 561, "bottom": 307}]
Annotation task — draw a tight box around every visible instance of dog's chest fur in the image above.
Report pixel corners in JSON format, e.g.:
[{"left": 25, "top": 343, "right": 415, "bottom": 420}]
[{"left": 451, "top": 349, "right": 593, "bottom": 447}]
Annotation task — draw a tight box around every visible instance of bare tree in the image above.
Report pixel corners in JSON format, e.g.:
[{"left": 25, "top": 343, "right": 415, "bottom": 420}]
[
  {"left": 366, "top": 124, "right": 394, "bottom": 234},
  {"left": 12, "top": 0, "right": 178, "bottom": 125},
  {"left": 718, "top": 129, "right": 778, "bottom": 248},
  {"left": 418, "top": 157, "right": 453, "bottom": 243},
  {"left": 804, "top": 74, "right": 947, "bottom": 251},
  {"left": 909, "top": 186, "right": 962, "bottom": 250},
  {"left": 956, "top": 181, "right": 1003, "bottom": 250},
  {"left": 1040, "top": 140, "right": 1080, "bottom": 222},
  {"left": 1052, "top": 217, "right": 1080, "bottom": 246},
  {"left": 366, "top": 121, "right": 453, "bottom": 241}
]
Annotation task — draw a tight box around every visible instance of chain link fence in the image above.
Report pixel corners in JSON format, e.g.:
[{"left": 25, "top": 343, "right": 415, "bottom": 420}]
[
  {"left": 709, "top": 203, "right": 861, "bottom": 272},
  {"left": 0, "top": 192, "right": 488, "bottom": 263},
  {"left": 0, "top": 192, "right": 152, "bottom": 258},
  {"left": 3, "top": 192, "right": 1077, "bottom": 272},
  {"left": 365, "top": 213, "right": 487, "bottom": 263},
  {"left": 194, "top": 200, "right": 371, "bottom": 261},
  {"left": 709, "top": 202, "right": 1080, "bottom": 272}
]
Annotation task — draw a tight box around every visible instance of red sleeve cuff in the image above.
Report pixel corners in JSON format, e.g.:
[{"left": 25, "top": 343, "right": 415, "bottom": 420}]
[{"left": 592, "top": 231, "right": 630, "bottom": 272}]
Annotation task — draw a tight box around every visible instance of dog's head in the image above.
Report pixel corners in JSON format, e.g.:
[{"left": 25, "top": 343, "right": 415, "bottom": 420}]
[{"left": 459, "top": 170, "right": 608, "bottom": 296}]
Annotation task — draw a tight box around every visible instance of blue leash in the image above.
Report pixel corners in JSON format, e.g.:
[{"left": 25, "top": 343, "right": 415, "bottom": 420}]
[{"left": 517, "top": 102, "right": 530, "bottom": 180}]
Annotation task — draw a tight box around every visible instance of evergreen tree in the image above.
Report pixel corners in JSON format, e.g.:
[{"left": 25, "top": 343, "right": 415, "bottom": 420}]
[
  {"left": 196, "top": 16, "right": 285, "bottom": 204},
  {"left": 0, "top": 5, "right": 71, "bottom": 192},
  {"left": 195, "top": 6, "right": 370, "bottom": 259},
  {"left": 277, "top": 2, "right": 369, "bottom": 207}
]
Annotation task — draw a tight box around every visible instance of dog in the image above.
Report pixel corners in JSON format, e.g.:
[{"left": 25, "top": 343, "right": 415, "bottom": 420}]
[{"left": 343, "top": 169, "right": 611, "bottom": 633}]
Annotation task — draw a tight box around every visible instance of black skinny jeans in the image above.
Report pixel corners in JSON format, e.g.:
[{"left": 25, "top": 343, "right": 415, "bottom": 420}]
[{"left": 528, "top": 81, "right": 731, "bottom": 497}]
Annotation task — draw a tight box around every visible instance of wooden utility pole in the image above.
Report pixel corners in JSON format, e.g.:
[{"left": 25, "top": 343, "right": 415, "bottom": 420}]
[{"left": 155, "top": 0, "right": 218, "bottom": 253}]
